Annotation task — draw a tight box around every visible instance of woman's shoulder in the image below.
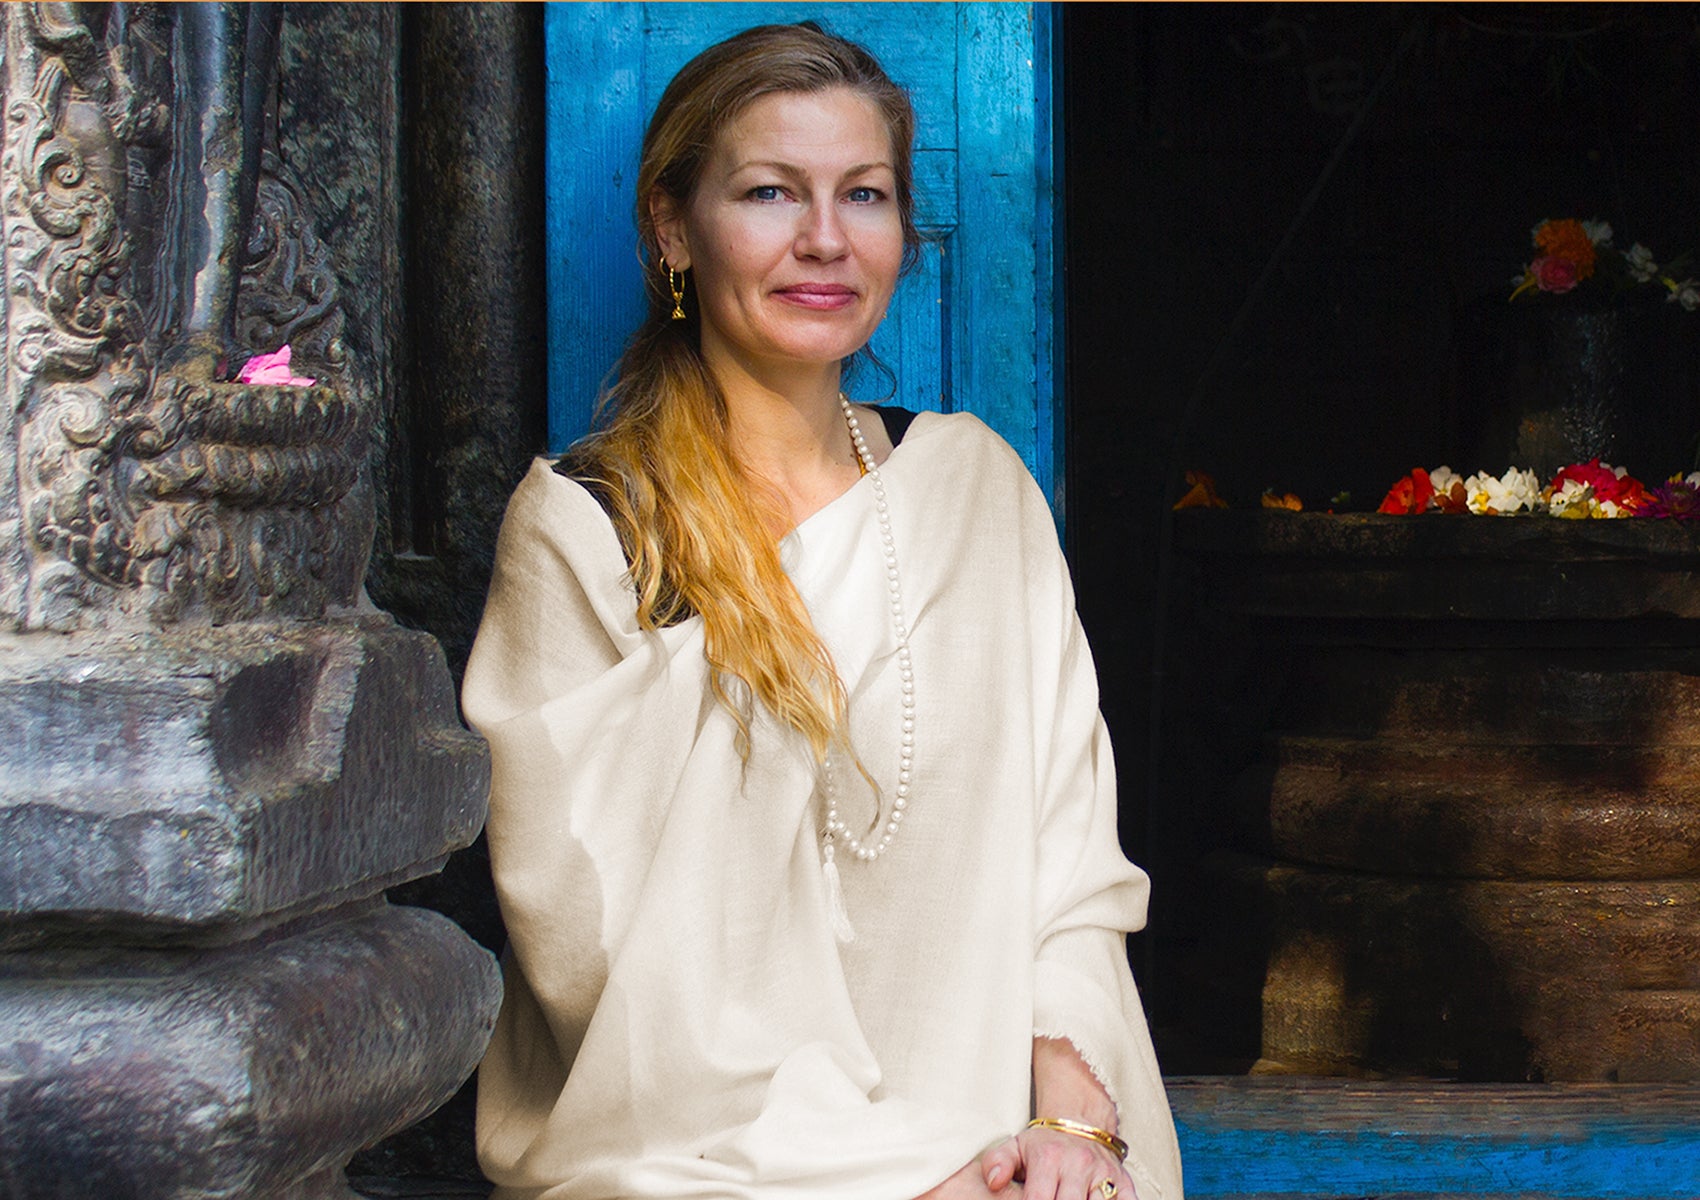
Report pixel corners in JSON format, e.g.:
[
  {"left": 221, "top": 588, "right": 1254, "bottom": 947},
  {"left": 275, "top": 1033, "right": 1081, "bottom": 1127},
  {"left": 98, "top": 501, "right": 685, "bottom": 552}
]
[
  {"left": 900, "top": 410, "right": 1036, "bottom": 482},
  {"left": 505, "top": 455, "right": 607, "bottom": 522},
  {"left": 495, "top": 457, "right": 629, "bottom": 574}
]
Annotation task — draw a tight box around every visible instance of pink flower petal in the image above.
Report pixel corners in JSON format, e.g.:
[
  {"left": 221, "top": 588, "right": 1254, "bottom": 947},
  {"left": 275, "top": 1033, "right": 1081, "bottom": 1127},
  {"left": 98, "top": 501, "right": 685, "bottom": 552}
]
[{"left": 236, "top": 344, "right": 316, "bottom": 387}]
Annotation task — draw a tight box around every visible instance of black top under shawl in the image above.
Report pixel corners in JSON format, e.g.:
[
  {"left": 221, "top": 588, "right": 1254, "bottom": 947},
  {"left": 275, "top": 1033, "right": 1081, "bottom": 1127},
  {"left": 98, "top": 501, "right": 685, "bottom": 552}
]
[{"left": 554, "top": 404, "right": 920, "bottom": 517}]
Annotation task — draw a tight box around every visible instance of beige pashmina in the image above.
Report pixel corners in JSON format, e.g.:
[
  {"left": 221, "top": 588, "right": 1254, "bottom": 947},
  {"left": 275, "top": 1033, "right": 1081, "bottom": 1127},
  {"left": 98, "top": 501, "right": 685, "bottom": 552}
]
[{"left": 463, "top": 413, "right": 1183, "bottom": 1200}]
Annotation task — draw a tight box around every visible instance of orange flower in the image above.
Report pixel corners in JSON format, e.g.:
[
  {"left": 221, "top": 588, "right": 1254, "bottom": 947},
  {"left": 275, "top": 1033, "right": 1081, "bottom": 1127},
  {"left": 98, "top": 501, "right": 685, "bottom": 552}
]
[
  {"left": 1261, "top": 488, "right": 1303, "bottom": 511},
  {"left": 1173, "top": 469, "right": 1228, "bottom": 510},
  {"left": 1533, "top": 219, "right": 1597, "bottom": 280},
  {"left": 1377, "top": 467, "right": 1436, "bottom": 515}
]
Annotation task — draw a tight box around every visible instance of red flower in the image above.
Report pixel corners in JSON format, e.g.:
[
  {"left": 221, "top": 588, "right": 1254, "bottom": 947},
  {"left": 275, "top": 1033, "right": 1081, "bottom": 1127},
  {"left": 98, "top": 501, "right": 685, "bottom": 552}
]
[
  {"left": 1531, "top": 254, "right": 1580, "bottom": 294},
  {"left": 1377, "top": 467, "right": 1435, "bottom": 514},
  {"left": 1551, "top": 459, "right": 1648, "bottom": 512}
]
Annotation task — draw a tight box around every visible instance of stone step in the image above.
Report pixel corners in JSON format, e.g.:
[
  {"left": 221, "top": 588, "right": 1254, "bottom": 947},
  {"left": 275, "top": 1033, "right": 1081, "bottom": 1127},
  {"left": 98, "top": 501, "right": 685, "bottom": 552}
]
[
  {"left": 1263, "top": 648, "right": 1700, "bottom": 744},
  {"left": 1181, "top": 853, "right": 1700, "bottom": 1079},
  {"left": 1232, "top": 739, "right": 1700, "bottom": 878}
]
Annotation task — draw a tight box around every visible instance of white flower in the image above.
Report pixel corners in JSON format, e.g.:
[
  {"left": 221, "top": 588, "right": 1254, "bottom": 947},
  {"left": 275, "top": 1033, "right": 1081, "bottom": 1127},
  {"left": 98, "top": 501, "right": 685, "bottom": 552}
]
[
  {"left": 1428, "top": 465, "right": 1463, "bottom": 494},
  {"left": 1582, "top": 220, "right": 1613, "bottom": 247},
  {"left": 1464, "top": 467, "right": 1541, "bottom": 515},
  {"left": 1547, "top": 478, "right": 1596, "bottom": 517},
  {"left": 1671, "top": 278, "right": 1700, "bottom": 312},
  {"left": 1626, "top": 243, "right": 1660, "bottom": 283},
  {"left": 1684, "top": 471, "right": 1700, "bottom": 488}
]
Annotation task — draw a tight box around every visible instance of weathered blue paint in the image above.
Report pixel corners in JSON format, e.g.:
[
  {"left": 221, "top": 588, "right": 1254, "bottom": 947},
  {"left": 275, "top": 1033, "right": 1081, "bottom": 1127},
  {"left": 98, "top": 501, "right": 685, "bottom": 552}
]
[
  {"left": 1169, "top": 1079, "right": 1700, "bottom": 1198},
  {"left": 543, "top": 4, "right": 645, "bottom": 448},
  {"left": 1180, "top": 1125, "right": 1700, "bottom": 1197},
  {"left": 1034, "top": 3, "right": 1062, "bottom": 514},
  {"left": 543, "top": 3, "right": 1060, "bottom": 508}
]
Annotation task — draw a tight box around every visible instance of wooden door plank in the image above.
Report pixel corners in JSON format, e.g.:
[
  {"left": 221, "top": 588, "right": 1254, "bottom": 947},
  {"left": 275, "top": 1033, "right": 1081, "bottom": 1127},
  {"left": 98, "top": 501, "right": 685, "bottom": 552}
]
[
  {"left": 954, "top": 4, "right": 1044, "bottom": 491},
  {"left": 543, "top": 2, "right": 645, "bottom": 450}
]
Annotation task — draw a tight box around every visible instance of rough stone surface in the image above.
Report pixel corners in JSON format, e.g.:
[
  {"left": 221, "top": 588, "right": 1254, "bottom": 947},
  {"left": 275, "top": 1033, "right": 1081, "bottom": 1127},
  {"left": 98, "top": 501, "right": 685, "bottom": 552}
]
[
  {"left": 0, "top": 902, "right": 500, "bottom": 1199},
  {"left": 366, "top": 3, "right": 548, "bottom": 678},
  {"left": 276, "top": 2, "right": 406, "bottom": 610},
  {"left": 346, "top": 8, "right": 547, "bottom": 1182},
  {"left": 0, "top": 618, "right": 489, "bottom": 941}
]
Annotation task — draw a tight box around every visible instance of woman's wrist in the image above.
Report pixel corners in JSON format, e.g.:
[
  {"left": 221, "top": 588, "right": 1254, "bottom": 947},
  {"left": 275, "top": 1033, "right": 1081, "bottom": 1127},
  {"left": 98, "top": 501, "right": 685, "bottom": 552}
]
[
  {"left": 1032, "top": 1035, "right": 1119, "bottom": 1134},
  {"left": 1025, "top": 1116, "right": 1129, "bottom": 1162}
]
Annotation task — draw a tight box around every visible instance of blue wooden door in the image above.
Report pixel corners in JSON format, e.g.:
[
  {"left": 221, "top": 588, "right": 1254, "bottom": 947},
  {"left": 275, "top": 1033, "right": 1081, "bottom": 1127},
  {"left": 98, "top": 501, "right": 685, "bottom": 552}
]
[{"left": 544, "top": 2, "right": 1063, "bottom": 509}]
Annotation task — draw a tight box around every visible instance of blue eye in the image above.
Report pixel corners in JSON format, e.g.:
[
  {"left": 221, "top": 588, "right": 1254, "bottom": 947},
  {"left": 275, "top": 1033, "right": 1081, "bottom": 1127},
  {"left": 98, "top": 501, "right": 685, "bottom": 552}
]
[
  {"left": 846, "top": 187, "right": 885, "bottom": 204},
  {"left": 748, "top": 185, "right": 784, "bottom": 202}
]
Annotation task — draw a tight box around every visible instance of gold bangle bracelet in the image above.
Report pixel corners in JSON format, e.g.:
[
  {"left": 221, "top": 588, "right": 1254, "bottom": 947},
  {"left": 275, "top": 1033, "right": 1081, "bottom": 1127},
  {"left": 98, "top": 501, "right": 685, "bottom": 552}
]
[{"left": 1026, "top": 1116, "right": 1129, "bottom": 1162}]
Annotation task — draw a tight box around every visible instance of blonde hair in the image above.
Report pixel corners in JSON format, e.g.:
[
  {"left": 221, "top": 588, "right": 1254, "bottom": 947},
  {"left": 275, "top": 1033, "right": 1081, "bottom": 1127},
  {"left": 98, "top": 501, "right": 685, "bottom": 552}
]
[{"left": 561, "top": 24, "right": 920, "bottom": 761}]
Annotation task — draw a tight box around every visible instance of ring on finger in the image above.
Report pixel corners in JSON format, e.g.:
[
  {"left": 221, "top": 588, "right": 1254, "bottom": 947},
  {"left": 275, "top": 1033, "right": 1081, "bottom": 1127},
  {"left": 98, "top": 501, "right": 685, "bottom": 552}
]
[{"left": 1097, "top": 1181, "right": 1118, "bottom": 1199}]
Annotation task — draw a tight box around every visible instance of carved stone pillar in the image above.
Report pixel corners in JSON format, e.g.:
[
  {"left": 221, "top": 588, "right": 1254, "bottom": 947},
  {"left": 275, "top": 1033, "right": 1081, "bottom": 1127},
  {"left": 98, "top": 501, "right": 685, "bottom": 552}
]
[{"left": 0, "top": 6, "right": 499, "bottom": 1196}]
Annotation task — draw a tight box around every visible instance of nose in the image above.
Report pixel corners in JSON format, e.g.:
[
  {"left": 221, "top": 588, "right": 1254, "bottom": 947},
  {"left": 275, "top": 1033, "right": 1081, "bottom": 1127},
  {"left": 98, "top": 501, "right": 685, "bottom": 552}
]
[{"left": 795, "top": 200, "right": 848, "bottom": 261}]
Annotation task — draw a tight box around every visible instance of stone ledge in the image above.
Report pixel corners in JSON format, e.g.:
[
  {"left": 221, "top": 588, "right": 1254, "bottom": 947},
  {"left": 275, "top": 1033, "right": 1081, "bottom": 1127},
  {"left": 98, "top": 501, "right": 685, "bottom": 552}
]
[
  {"left": 1174, "top": 510, "right": 1700, "bottom": 622},
  {"left": 0, "top": 618, "right": 489, "bottom": 939}
]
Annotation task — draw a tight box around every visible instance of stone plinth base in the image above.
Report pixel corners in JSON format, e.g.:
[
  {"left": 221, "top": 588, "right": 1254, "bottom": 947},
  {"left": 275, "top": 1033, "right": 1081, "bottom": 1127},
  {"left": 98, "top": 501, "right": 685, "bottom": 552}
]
[
  {"left": 1169, "top": 512, "right": 1700, "bottom": 1081},
  {"left": 0, "top": 618, "right": 488, "bottom": 939},
  {"left": 0, "top": 617, "right": 499, "bottom": 1194},
  {"left": 0, "top": 902, "right": 499, "bottom": 1199}
]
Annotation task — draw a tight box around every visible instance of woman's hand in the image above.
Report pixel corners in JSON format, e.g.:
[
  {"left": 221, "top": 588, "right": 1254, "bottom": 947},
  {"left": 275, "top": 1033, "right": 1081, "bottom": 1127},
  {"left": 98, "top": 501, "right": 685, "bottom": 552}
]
[
  {"left": 913, "top": 1155, "right": 1024, "bottom": 1199},
  {"left": 980, "top": 1127, "right": 1134, "bottom": 1200},
  {"left": 977, "top": 1035, "right": 1135, "bottom": 1200}
]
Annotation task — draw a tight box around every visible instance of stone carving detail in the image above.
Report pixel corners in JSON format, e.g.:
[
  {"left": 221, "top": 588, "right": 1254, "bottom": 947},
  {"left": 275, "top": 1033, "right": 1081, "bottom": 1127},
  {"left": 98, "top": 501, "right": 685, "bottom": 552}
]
[{"left": 3, "top": 5, "right": 373, "bottom": 630}]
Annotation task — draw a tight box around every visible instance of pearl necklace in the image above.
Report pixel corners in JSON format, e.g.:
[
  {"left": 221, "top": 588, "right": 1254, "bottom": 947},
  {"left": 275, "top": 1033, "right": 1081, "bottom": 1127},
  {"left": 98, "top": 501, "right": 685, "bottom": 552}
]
[{"left": 820, "top": 396, "right": 915, "bottom": 942}]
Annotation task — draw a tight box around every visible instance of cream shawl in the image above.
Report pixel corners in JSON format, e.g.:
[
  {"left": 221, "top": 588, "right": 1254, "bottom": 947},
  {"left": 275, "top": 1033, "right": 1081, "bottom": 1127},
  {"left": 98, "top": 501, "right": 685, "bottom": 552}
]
[{"left": 463, "top": 412, "right": 1183, "bottom": 1200}]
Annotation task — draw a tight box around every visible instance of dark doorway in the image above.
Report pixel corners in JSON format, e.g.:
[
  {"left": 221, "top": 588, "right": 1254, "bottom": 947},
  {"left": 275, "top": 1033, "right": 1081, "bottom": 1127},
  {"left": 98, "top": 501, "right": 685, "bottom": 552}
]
[{"left": 1062, "top": 2, "right": 1700, "bottom": 1063}]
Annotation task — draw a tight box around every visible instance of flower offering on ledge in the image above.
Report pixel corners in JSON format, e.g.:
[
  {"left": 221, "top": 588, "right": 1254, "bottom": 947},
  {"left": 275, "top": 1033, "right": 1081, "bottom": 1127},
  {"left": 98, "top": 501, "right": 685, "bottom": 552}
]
[
  {"left": 1510, "top": 218, "right": 1697, "bottom": 311},
  {"left": 1365, "top": 459, "right": 1699, "bottom": 520},
  {"left": 1462, "top": 467, "right": 1543, "bottom": 515},
  {"left": 1178, "top": 462, "right": 1700, "bottom": 522}
]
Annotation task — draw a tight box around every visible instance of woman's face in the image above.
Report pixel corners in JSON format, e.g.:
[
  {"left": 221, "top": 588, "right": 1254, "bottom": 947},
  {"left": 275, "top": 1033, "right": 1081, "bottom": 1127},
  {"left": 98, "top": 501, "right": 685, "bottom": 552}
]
[{"left": 655, "top": 87, "right": 905, "bottom": 387}]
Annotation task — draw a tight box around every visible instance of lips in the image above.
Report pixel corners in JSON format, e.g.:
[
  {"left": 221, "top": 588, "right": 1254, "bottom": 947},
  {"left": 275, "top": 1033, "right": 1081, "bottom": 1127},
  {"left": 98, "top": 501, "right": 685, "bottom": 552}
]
[{"left": 773, "top": 283, "right": 857, "bottom": 310}]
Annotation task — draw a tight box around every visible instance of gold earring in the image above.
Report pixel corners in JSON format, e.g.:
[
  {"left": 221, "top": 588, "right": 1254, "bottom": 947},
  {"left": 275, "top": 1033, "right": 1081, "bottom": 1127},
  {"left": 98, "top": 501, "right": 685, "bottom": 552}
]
[{"left": 667, "top": 264, "right": 687, "bottom": 320}]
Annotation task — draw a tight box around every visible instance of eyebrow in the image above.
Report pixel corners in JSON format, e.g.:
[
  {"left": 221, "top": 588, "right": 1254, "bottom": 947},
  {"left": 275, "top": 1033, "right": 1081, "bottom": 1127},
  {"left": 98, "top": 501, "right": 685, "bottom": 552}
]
[{"left": 728, "top": 160, "right": 894, "bottom": 180}]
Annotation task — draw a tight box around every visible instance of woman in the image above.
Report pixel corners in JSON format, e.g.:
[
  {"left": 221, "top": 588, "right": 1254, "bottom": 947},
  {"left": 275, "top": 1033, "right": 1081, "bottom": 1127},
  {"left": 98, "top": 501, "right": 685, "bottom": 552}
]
[{"left": 462, "top": 23, "right": 1183, "bottom": 1200}]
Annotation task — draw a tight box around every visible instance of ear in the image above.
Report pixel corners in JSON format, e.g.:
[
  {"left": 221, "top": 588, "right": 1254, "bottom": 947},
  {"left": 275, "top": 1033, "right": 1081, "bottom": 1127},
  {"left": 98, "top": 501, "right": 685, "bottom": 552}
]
[{"left": 649, "top": 191, "right": 691, "bottom": 272}]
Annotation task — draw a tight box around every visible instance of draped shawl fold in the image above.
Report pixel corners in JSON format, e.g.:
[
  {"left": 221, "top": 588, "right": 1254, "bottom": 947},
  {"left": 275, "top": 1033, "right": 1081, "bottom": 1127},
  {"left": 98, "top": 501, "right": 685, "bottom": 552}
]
[{"left": 463, "top": 412, "right": 1183, "bottom": 1200}]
